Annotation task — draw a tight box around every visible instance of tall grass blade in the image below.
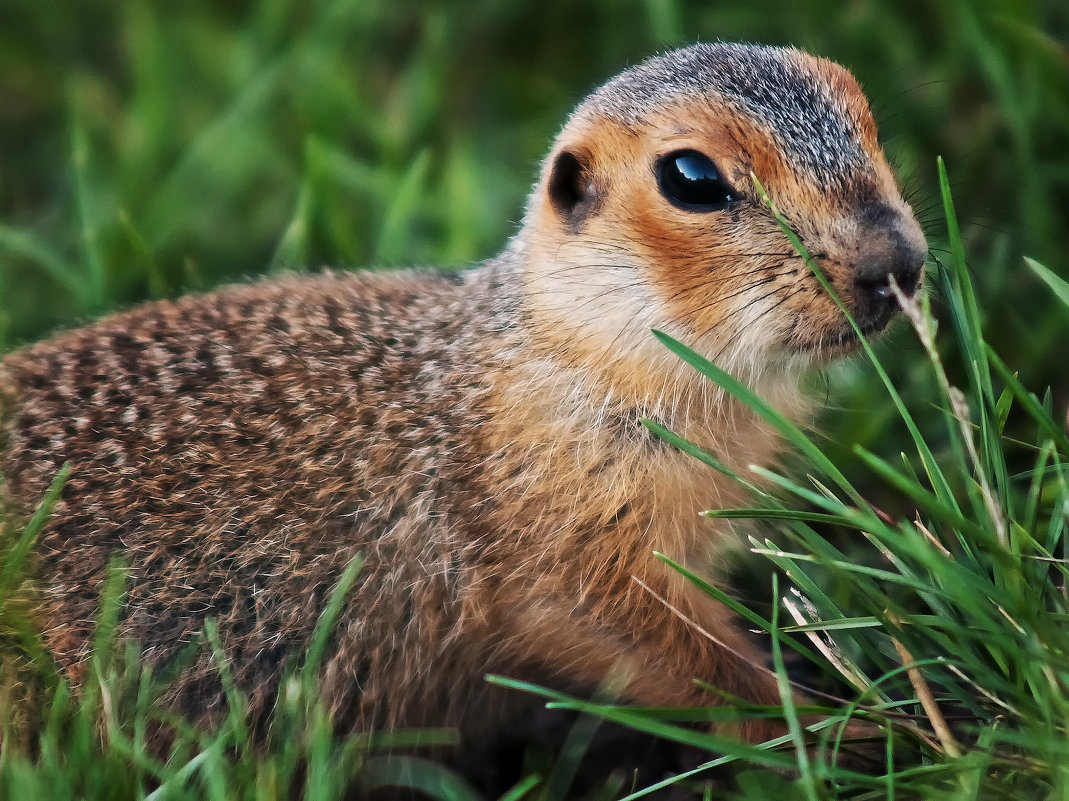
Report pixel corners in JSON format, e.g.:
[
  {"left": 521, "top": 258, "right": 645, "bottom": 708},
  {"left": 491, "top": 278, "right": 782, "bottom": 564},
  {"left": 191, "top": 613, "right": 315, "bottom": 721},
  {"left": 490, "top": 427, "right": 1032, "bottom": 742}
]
[
  {"left": 1026, "top": 257, "right": 1069, "bottom": 312},
  {"left": 303, "top": 553, "right": 365, "bottom": 683},
  {"left": 0, "top": 464, "right": 70, "bottom": 599}
]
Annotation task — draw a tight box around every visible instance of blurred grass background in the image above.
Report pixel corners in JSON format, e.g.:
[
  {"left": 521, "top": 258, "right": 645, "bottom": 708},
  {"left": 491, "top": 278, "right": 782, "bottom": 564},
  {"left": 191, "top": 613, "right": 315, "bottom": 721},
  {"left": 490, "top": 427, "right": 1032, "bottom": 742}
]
[{"left": 0, "top": 0, "right": 1066, "bottom": 516}]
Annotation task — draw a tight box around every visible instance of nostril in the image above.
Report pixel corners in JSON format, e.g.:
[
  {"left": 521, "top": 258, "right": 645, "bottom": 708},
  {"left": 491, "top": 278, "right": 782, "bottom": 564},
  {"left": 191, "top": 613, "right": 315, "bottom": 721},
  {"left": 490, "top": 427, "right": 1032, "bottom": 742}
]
[
  {"left": 854, "top": 241, "right": 925, "bottom": 301},
  {"left": 870, "top": 282, "right": 894, "bottom": 302},
  {"left": 854, "top": 273, "right": 896, "bottom": 312},
  {"left": 893, "top": 257, "right": 924, "bottom": 296},
  {"left": 855, "top": 261, "right": 922, "bottom": 305},
  {"left": 853, "top": 252, "right": 924, "bottom": 322}
]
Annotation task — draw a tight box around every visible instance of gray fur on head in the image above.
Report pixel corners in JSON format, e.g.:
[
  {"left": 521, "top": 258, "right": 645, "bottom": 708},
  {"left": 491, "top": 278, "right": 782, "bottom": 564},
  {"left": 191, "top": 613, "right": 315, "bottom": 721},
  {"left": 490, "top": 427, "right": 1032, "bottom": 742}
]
[{"left": 572, "top": 42, "right": 870, "bottom": 183}]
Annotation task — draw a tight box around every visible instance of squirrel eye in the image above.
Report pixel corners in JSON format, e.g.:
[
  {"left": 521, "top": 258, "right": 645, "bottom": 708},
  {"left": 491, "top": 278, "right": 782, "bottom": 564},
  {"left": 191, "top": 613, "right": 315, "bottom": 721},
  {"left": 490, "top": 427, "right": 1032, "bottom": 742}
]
[{"left": 656, "top": 150, "right": 737, "bottom": 211}]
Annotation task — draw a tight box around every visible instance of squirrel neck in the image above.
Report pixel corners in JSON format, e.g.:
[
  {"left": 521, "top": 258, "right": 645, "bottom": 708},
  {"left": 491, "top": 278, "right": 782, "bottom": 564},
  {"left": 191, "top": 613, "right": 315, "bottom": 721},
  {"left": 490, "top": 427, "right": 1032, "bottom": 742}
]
[{"left": 464, "top": 245, "right": 807, "bottom": 572}]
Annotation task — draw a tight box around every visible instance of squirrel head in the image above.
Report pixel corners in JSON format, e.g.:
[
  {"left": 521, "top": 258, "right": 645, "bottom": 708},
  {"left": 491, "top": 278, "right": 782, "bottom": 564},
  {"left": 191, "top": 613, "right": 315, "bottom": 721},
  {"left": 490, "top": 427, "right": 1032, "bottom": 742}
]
[{"left": 520, "top": 42, "right": 926, "bottom": 388}]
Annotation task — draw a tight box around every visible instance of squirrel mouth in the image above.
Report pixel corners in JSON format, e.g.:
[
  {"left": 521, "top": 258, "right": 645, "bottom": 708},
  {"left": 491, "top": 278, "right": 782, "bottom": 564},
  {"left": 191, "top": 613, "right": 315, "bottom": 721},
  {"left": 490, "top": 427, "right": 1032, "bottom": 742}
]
[
  {"left": 838, "top": 315, "right": 893, "bottom": 345},
  {"left": 789, "top": 308, "right": 898, "bottom": 355}
]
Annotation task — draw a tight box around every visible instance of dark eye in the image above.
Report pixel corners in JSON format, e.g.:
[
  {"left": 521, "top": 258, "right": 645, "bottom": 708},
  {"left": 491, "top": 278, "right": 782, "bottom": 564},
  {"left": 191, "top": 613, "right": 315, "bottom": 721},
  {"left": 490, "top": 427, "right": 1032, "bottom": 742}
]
[{"left": 656, "top": 150, "right": 737, "bottom": 211}]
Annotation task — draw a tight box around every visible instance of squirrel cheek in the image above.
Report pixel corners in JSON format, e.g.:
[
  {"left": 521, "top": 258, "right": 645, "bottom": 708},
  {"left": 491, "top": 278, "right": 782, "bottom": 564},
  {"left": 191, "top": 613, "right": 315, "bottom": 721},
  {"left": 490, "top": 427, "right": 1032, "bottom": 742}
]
[{"left": 646, "top": 233, "right": 794, "bottom": 362}]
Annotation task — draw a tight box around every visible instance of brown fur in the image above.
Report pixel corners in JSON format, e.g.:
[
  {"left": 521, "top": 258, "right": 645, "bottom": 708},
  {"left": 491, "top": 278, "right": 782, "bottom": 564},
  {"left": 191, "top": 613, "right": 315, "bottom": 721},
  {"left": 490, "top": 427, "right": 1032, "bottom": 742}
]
[{"left": 0, "top": 43, "right": 925, "bottom": 748}]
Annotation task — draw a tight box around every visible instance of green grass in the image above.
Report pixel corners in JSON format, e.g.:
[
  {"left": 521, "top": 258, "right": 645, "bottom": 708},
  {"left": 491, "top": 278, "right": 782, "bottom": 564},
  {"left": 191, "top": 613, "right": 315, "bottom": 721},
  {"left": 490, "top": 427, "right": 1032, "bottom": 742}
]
[{"left": 2, "top": 1, "right": 1068, "bottom": 798}]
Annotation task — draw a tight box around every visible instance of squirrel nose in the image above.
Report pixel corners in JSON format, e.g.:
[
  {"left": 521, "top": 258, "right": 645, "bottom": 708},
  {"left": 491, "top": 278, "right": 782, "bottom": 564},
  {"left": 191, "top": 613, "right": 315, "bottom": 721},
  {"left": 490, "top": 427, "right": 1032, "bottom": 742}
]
[{"left": 851, "top": 204, "right": 926, "bottom": 324}]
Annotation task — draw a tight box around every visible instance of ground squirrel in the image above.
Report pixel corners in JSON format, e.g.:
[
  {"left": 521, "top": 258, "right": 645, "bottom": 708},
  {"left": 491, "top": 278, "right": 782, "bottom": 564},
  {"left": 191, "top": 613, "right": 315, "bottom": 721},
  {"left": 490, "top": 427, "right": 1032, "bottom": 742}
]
[{"left": 0, "top": 43, "right": 925, "bottom": 748}]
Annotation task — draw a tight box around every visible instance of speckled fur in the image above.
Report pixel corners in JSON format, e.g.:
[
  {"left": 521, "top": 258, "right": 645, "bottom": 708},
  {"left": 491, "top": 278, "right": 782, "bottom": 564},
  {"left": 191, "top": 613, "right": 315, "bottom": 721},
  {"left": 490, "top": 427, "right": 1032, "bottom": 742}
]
[{"left": 0, "top": 42, "right": 925, "bottom": 746}]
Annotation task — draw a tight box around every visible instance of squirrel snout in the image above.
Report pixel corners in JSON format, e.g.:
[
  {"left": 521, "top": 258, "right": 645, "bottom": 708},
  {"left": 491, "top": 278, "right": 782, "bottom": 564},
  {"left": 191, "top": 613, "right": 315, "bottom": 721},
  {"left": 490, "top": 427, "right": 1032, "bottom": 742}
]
[{"left": 849, "top": 204, "right": 927, "bottom": 328}]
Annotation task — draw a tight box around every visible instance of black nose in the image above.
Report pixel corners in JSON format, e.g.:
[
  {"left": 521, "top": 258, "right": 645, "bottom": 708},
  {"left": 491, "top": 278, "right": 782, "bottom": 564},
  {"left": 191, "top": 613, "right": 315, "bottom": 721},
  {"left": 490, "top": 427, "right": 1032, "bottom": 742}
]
[
  {"left": 854, "top": 241, "right": 924, "bottom": 303},
  {"left": 852, "top": 205, "right": 926, "bottom": 327}
]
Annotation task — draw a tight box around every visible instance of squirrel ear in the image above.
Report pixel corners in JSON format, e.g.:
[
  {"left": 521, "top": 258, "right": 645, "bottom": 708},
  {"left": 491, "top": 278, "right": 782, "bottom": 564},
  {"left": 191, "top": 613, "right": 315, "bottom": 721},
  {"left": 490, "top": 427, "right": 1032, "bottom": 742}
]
[{"left": 547, "top": 149, "right": 601, "bottom": 228}]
